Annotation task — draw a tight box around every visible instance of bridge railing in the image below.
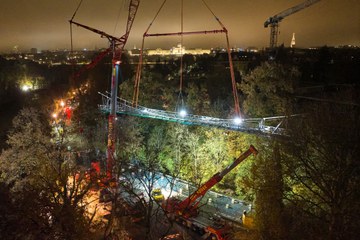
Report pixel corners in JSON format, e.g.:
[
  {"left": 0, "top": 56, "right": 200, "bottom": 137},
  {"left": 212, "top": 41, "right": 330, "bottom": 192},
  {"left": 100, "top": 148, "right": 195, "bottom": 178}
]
[{"left": 98, "top": 93, "right": 293, "bottom": 136}]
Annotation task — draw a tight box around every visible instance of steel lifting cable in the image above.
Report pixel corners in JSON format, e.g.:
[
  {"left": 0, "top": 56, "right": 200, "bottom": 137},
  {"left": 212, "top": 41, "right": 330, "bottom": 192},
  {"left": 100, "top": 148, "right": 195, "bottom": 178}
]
[
  {"left": 201, "top": 0, "right": 241, "bottom": 117},
  {"left": 180, "top": 0, "right": 184, "bottom": 93},
  {"left": 145, "top": 0, "right": 168, "bottom": 34},
  {"left": 133, "top": 0, "right": 168, "bottom": 106},
  {"left": 70, "top": 0, "right": 84, "bottom": 21},
  {"left": 70, "top": 0, "right": 84, "bottom": 50},
  {"left": 133, "top": 0, "right": 240, "bottom": 117},
  {"left": 69, "top": 0, "right": 84, "bottom": 83},
  {"left": 201, "top": 0, "right": 224, "bottom": 28},
  {"left": 177, "top": 0, "right": 185, "bottom": 111},
  {"left": 113, "top": 0, "right": 126, "bottom": 35}
]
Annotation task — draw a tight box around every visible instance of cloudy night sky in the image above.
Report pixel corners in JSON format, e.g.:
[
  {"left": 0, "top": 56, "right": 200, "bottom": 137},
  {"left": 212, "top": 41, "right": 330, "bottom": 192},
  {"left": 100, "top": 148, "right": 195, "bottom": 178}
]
[{"left": 0, "top": 0, "right": 359, "bottom": 52}]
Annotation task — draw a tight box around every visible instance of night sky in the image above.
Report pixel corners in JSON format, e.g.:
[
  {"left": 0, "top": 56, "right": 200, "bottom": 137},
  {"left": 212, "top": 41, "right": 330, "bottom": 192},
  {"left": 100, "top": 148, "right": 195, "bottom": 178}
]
[{"left": 0, "top": 0, "right": 359, "bottom": 52}]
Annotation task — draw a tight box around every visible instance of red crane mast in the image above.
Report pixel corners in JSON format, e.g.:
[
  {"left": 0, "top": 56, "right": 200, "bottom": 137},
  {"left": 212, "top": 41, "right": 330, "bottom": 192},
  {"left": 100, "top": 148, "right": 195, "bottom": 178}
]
[{"left": 70, "top": 0, "right": 140, "bottom": 179}]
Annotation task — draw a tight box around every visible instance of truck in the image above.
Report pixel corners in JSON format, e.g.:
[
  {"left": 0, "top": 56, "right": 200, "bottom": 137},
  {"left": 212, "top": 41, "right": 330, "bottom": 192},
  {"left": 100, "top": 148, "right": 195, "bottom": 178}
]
[{"left": 162, "top": 145, "right": 258, "bottom": 240}]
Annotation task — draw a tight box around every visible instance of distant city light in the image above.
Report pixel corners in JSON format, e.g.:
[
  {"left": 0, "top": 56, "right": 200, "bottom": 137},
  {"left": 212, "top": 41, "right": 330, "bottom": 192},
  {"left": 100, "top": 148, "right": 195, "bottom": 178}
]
[
  {"left": 179, "top": 109, "right": 187, "bottom": 117},
  {"left": 233, "top": 117, "right": 243, "bottom": 125}
]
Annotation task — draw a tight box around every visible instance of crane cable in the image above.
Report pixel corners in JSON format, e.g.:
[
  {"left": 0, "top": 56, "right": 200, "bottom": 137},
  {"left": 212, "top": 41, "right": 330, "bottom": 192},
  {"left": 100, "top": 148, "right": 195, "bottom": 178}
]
[
  {"left": 177, "top": 0, "right": 185, "bottom": 111},
  {"left": 201, "top": 0, "right": 224, "bottom": 28},
  {"left": 133, "top": 0, "right": 168, "bottom": 106},
  {"left": 70, "top": 0, "right": 84, "bottom": 21},
  {"left": 145, "top": 0, "right": 168, "bottom": 34},
  {"left": 70, "top": 0, "right": 84, "bottom": 51},
  {"left": 201, "top": 0, "right": 241, "bottom": 117},
  {"left": 180, "top": 0, "right": 184, "bottom": 93},
  {"left": 134, "top": 0, "right": 240, "bottom": 117},
  {"left": 69, "top": 0, "right": 84, "bottom": 85},
  {"left": 113, "top": 0, "right": 126, "bottom": 35}
]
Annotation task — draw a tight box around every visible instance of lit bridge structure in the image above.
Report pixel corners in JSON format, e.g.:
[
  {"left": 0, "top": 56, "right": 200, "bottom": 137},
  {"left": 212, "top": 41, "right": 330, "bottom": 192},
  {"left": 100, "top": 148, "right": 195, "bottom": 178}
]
[{"left": 99, "top": 92, "right": 294, "bottom": 137}]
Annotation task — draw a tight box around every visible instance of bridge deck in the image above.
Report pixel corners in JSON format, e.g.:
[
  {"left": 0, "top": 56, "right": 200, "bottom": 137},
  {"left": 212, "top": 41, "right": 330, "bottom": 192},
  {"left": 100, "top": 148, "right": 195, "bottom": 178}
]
[{"left": 99, "top": 93, "right": 289, "bottom": 136}]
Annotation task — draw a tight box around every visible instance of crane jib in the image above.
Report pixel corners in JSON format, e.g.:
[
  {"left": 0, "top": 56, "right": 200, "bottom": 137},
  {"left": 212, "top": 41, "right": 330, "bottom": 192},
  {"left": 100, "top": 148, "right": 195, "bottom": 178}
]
[
  {"left": 181, "top": 145, "right": 258, "bottom": 209},
  {"left": 219, "top": 145, "right": 258, "bottom": 178}
]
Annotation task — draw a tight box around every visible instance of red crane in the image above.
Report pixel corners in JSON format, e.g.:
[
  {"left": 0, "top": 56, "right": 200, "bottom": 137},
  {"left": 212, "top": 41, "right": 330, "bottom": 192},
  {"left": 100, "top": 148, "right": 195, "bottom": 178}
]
[
  {"left": 70, "top": 0, "right": 140, "bottom": 180},
  {"left": 132, "top": 0, "right": 241, "bottom": 119},
  {"left": 163, "top": 145, "right": 258, "bottom": 239}
]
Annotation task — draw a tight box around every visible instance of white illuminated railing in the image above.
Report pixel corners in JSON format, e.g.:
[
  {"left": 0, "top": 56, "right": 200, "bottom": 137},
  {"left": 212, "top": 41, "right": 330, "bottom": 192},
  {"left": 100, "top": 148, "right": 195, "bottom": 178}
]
[{"left": 99, "top": 92, "right": 294, "bottom": 136}]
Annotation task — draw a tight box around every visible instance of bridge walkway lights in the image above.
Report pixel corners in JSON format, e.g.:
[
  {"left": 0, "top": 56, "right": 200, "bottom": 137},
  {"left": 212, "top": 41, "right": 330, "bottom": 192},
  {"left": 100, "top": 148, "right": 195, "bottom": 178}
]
[{"left": 98, "top": 92, "right": 292, "bottom": 137}]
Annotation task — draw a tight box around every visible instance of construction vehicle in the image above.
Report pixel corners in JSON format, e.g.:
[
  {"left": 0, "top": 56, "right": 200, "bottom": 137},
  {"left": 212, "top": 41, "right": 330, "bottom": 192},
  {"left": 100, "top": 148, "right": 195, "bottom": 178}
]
[
  {"left": 264, "top": 0, "right": 321, "bottom": 49},
  {"left": 163, "top": 145, "right": 258, "bottom": 240},
  {"left": 152, "top": 188, "right": 165, "bottom": 202}
]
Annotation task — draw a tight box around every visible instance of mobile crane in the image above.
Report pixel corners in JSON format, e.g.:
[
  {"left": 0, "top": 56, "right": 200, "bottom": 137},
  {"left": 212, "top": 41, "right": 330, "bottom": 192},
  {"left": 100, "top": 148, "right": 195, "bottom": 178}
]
[
  {"left": 163, "top": 145, "right": 258, "bottom": 240},
  {"left": 264, "top": 0, "right": 321, "bottom": 49}
]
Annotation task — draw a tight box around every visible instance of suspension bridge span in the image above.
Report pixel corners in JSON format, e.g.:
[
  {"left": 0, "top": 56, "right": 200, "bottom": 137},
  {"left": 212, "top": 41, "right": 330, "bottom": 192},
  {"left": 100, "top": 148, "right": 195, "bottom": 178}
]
[{"left": 99, "top": 92, "right": 293, "bottom": 137}]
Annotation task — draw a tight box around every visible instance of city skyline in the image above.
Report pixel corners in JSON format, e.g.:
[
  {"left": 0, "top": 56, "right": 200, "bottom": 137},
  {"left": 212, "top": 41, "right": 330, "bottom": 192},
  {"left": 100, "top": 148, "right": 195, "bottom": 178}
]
[{"left": 0, "top": 0, "right": 359, "bottom": 52}]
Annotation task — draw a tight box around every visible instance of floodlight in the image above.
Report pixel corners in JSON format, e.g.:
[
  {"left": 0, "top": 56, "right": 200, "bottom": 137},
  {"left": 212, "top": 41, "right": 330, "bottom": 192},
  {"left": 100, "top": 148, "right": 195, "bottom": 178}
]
[
  {"left": 179, "top": 109, "right": 187, "bottom": 117},
  {"left": 233, "top": 117, "right": 243, "bottom": 125}
]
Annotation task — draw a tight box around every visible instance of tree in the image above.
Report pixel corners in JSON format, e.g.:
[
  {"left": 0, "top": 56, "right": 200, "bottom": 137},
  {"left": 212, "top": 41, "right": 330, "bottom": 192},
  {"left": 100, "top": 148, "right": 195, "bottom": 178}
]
[
  {"left": 116, "top": 116, "right": 144, "bottom": 164},
  {"left": 184, "top": 129, "right": 208, "bottom": 186},
  {"left": 282, "top": 100, "right": 360, "bottom": 240},
  {"left": 238, "top": 62, "right": 296, "bottom": 238},
  {"left": 186, "top": 82, "right": 211, "bottom": 115},
  {"left": 240, "top": 62, "right": 299, "bottom": 117},
  {"left": 112, "top": 122, "right": 180, "bottom": 240},
  {"left": 228, "top": 131, "right": 257, "bottom": 200},
  {"left": 252, "top": 141, "right": 286, "bottom": 240},
  {"left": 200, "top": 129, "right": 229, "bottom": 189},
  {"left": 0, "top": 108, "right": 96, "bottom": 239},
  {"left": 0, "top": 57, "right": 21, "bottom": 105}
]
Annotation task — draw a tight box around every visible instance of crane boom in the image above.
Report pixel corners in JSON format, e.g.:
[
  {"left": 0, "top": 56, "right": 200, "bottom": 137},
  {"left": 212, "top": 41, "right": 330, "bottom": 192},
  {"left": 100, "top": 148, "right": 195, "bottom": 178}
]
[
  {"left": 69, "top": 0, "right": 139, "bottom": 71},
  {"left": 70, "top": 20, "right": 122, "bottom": 43},
  {"left": 165, "top": 145, "right": 258, "bottom": 218},
  {"left": 264, "top": 0, "right": 320, "bottom": 48},
  {"left": 124, "top": 0, "right": 140, "bottom": 38}
]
